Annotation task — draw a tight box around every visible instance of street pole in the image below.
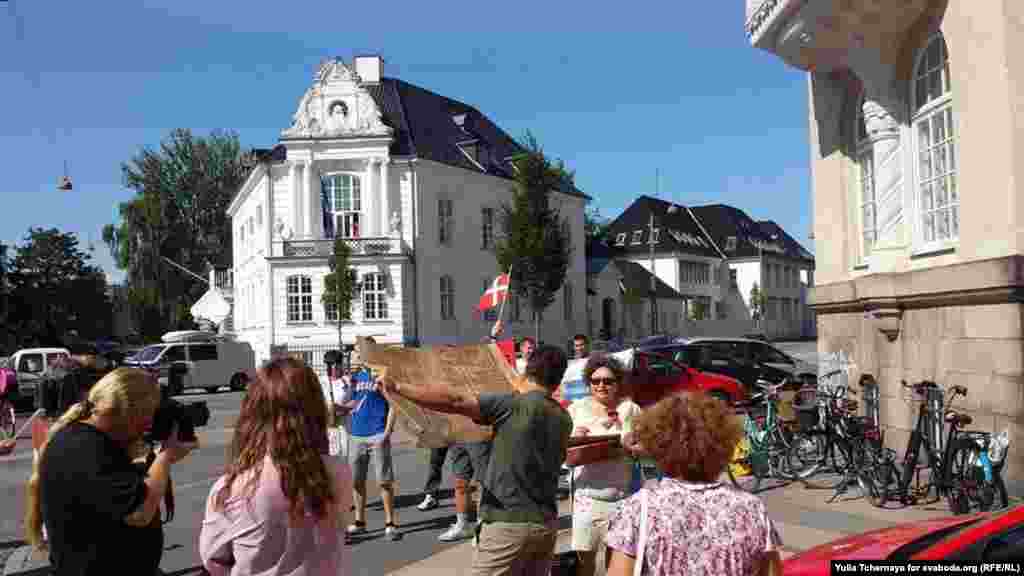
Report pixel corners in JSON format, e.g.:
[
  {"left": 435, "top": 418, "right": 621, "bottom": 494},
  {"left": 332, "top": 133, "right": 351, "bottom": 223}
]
[{"left": 649, "top": 211, "right": 657, "bottom": 337}]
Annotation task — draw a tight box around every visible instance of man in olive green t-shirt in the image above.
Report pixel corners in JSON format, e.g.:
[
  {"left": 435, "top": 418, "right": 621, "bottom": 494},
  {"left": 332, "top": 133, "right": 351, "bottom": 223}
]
[{"left": 382, "top": 345, "right": 571, "bottom": 576}]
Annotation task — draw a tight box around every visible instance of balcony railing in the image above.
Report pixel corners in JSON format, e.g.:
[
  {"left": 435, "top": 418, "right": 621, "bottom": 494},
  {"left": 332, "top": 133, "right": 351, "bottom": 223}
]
[
  {"left": 214, "top": 269, "right": 233, "bottom": 291},
  {"left": 272, "top": 237, "right": 410, "bottom": 258}
]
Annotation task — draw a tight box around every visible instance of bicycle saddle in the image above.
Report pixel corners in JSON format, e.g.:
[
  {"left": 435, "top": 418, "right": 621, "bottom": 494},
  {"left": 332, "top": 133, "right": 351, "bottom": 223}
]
[{"left": 944, "top": 410, "right": 972, "bottom": 426}]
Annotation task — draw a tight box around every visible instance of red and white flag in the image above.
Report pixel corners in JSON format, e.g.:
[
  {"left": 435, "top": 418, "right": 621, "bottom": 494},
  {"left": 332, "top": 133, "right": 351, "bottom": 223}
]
[{"left": 478, "top": 273, "right": 510, "bottom": 311}]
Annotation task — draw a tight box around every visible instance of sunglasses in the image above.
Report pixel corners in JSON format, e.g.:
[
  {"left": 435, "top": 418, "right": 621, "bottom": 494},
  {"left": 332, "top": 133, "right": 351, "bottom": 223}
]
[{"left": 590, "top": 377, "right": 618, "bottom": 387}]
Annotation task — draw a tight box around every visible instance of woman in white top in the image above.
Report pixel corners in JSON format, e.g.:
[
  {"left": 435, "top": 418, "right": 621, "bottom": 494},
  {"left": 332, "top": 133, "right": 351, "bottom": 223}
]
[{"left": 567, "top": 353, "right": 642, "bottom": 576}]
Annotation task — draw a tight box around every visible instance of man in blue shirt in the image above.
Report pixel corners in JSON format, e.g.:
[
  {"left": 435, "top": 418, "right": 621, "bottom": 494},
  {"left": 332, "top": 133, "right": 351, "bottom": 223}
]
[{"left": 346, "top": 337, "right": 399, "bottom": 541}]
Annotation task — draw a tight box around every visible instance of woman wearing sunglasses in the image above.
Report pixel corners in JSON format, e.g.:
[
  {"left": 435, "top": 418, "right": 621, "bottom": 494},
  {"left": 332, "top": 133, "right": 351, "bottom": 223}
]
[{"left": 566, "top": 353, "right": 642, "bottom": 576}]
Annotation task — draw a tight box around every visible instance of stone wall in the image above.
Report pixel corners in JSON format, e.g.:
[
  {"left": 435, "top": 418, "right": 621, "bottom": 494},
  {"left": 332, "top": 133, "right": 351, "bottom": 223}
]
[{"left": 818, "top": 303, "right": 1024, "bottom": 494}]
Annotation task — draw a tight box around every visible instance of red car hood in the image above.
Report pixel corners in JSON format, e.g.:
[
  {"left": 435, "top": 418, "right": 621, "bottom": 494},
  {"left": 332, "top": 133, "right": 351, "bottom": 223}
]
[{"left": 783, "top": 514, "right": 984, "bottom": 575}]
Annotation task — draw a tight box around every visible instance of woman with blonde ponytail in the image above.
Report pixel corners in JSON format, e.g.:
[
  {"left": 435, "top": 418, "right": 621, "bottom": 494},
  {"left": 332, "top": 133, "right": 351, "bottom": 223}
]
[{"left": 26, "top": 367, "right": 198, "bottom": 576}]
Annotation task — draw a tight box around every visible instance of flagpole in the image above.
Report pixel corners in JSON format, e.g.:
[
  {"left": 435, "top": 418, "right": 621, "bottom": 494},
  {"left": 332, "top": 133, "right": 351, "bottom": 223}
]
[{"left": 497, "top": 264, "right": 513, "bottom": 321}]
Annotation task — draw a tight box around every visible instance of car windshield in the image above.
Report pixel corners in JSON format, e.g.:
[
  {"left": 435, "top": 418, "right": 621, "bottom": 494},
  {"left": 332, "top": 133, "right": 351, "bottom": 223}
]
[{"left": 135, "top": 345, "right": 166, "bottom": 363}]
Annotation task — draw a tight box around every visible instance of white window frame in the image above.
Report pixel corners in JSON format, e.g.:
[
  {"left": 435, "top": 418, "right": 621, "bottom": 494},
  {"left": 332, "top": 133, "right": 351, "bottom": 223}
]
[
  {"left": 286, "top": 275, "right": 313, "bottom": 323},
  {"left": 849, "top": 89, "right": 877, "bottom": 264},
  {"left": 362, "top": 272, "right": 388, "bottom": 321},
  {"left": 615, "top": 233, "right": 626, "bottom": 246},
  {"left": 649, "top": 228, "right": 660, "bottom": 244},
  {"left": 481, "top": 207, "right": 494, "bottom": 249},
  {"left": 631, "top": 230, "right": 643, "bottom": 245},
  {"left": 440, "top": 275, "right": 455, "bottom": 320},
  {"left": 910, "top": 33, "right": 958, "bottom": 253},
  {"left": 324, "top": 173, "right": 362, "bottom": 239},
  {"left": 439, "top": 198, "right": 454, "bottom": 246}
]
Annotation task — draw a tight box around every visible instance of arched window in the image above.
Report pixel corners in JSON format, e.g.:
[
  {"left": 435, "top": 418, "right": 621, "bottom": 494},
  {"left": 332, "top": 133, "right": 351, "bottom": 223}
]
[
  {"left": 846, "top": 81, "right": 876, "bottom": 262},
  {"left": 911, "top": 33, "right": 957, "bottom": 245},
  {"left": 323, "top": 174, "right": 362, "bottom": 238}
]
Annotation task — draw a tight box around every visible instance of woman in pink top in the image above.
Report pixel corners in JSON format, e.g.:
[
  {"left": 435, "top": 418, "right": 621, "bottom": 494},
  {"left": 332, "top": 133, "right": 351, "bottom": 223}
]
[
  {"left": 200, "top": 357, "right": 353, "bottom": 576},
  {"left": 605, "top": 393, "right": 782, "bottom": 576}
]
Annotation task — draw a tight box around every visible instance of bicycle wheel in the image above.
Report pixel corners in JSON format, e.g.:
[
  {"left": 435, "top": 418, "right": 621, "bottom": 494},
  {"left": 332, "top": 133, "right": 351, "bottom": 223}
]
[
  {"left": 0, "top": 400, "right": 15, "bottom": 440},
  {"left": 784, "top": 430, "right": 825, "bottom": 479},
  {"left": 946, "top": 439, "right": 1008, "bottom": 514}
]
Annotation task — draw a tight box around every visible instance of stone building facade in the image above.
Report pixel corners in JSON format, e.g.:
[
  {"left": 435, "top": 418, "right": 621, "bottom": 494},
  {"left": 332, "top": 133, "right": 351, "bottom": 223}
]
[{"left": 746, "top": 0, "right": 1024, "bottom": 491}]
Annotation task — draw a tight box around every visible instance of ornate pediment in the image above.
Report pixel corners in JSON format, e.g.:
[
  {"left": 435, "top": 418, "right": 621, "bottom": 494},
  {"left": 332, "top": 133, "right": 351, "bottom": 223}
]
[{"left": 281, "top": 58, "right": 393, "bottom": 139}]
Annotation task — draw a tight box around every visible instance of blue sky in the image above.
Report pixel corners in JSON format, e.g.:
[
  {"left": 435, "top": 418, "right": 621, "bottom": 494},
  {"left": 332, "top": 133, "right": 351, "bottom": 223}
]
[{"left": 0, "top": 0, "right": 810, "bottom": 284}]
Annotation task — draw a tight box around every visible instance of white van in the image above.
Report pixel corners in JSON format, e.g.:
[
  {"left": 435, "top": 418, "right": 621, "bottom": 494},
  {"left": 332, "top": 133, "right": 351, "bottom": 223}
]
[
  {"left": 128, "top": 331, "right": 254, "bottom": 395},
  {"left": 10, "top": 347, "right": 72, "bottom": 400}
]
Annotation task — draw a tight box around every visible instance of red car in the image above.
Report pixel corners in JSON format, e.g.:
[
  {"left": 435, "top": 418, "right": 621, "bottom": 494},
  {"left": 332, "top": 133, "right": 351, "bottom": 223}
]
[
  {"left": 628, "top": 350, "right": 746, "bottom": 407},
  {"left": 784, "top": 504, "right": 1024, "bottom": 574}
]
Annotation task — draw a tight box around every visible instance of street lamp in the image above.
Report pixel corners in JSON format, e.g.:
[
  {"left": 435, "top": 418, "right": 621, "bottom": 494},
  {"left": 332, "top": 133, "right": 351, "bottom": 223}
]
[{"left": 649, "top": 204, "right": 679, "bottom": 336}]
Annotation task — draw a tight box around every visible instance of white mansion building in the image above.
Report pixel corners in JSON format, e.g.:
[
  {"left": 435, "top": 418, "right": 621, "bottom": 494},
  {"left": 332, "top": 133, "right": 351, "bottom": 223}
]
[{"left": 226, "top": 55, "right": 587, "bottom": 366}]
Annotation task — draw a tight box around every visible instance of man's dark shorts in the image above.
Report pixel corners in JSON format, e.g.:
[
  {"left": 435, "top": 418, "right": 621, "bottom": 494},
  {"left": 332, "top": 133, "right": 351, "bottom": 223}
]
[{"left": 447, "top": 441, "right": 491, "bottom": 482}]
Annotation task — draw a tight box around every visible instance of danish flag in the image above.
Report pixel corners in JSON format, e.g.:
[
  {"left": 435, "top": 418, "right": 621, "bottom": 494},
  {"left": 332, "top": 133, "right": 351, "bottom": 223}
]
[{"left": 478, "top": 273, "right": 510, "bottom": 311}]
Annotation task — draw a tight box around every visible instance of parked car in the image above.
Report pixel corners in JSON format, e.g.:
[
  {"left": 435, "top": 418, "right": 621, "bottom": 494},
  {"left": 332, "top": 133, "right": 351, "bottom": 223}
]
[
  {"left": 640, "top": 337, "right": 817, "bottom": 394},
  {"left": 125, "top": 331, "right": 254, "bottom": 395},
  {"left": 629, "top": 349, "right": 747, "bottom": 406},
  {"left": 10, "top": 347, "right": 71, "bottom": 405},
  {"left": 784, "top": 504, "right": 1024, "bottom": 573}
]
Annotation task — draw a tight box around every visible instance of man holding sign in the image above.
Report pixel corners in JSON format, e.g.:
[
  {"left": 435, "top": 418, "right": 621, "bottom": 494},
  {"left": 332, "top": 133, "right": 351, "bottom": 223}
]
[{"left": 381, "top": 345, "right": 571, "bottom": 576}]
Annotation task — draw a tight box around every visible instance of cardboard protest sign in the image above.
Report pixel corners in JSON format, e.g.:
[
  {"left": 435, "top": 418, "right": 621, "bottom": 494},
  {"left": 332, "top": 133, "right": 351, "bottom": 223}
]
[{"left": 357, "top": 337, "right": 518, "bottom": 448}]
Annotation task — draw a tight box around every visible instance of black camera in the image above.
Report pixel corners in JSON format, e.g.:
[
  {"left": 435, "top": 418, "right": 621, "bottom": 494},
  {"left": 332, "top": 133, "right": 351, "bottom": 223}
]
[{"left": 146, "top": 396, "right": 210, "bottom": 443}]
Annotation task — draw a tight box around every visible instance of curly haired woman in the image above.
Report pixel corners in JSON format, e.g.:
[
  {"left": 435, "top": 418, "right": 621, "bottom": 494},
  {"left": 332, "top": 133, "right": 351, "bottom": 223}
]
[
  {"left": 200, "top": 357, "right": 353, "bottom": 576},
  {"left": 605, "top": 392, "right": 782, "bottom": 576}
]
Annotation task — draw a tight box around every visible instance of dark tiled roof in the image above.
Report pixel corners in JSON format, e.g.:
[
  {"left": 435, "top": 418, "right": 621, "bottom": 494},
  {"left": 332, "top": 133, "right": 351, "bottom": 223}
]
[
  {"left": 605, "top": 196, "right": 721, "bottom": 258},
  {"left": 612, "top": 260, "right": 684, "bottom": 300},
  {"left": 368, "top": 78, "right": 587, "bottom": 199},
  {"left": 692, "top": 201, "right": 811, "bottom": 262},
  {"left": 757, "top": 220, "right": 815, "bottom": 264}
]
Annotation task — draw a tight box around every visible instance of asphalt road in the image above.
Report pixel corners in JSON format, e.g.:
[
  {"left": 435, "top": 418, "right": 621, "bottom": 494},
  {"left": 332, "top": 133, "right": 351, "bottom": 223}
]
[
  {"left": 0, "top": 341, "right": 822, "bottom": 575},
  {"left": 0, "top": 386, "right": 476, "bottom": 576}
]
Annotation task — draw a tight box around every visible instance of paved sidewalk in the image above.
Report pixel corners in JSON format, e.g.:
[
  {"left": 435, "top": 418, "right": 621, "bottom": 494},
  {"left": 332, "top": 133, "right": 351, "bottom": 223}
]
[{"left": 383, "top": 480, "right": 965, "bottom": 576}]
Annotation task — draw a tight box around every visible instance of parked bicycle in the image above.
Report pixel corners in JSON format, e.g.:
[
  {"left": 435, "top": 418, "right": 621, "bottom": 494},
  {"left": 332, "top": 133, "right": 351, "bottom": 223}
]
[
  {"left": 727, "top": 378, "right": 801, "bottom": 493},
  {"left": 876, "top": 380, "right": 1010, "bottom": 514}
]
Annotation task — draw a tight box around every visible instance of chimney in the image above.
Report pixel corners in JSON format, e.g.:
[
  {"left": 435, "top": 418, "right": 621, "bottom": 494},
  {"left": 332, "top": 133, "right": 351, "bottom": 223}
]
[{"left": 354, "top": 55, "right": 383, "bottom": 84}]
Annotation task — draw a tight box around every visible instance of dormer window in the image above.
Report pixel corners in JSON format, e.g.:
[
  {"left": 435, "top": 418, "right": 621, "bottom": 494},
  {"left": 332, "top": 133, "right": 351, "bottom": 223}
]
[
  {"left": 615, "top": 233, "right": 626, "bottom": 246},
  {"left": 650, "top": 228, "right": 660, "bottom": 243},
  {"left": 452, "top": 113, "right": 467, "bottom": 128},
  {"left": 725, "top": 236, "right": 737, "bottom": 251},
  {"left": 631, "top": 231, "right": 643, "bottom": 245}
]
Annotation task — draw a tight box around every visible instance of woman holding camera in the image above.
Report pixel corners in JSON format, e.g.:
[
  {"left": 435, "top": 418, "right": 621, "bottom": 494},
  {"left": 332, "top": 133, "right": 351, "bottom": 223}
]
[
  {"left": 25, "top": 367, "right": 198, "bottom": 576},
  {"left": 200, "top": 356, "right": 353, "bottom": 576}
]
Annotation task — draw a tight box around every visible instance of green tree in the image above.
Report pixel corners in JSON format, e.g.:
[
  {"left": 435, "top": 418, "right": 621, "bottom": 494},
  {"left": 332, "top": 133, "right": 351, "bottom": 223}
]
[
  {"left": 584, "top": 207, "right": 612, "bottom": 256},
  {"left": 749, "top": 282, "right": 765, "bottom": 323},
  {"left": 7, "top": 228, "right": 112, "bottom": 346},
  {"left": 689, "top": 298, "right": 709, "bottom": 321},
  {"left": 321, "top": 239, "right": 356, "bottom": 352},
  {"left": 103, "top": 129, "right": 255, "bottom": 340},
  {"left": 495, "top": 132, "right": 574, "bottom": 342}
]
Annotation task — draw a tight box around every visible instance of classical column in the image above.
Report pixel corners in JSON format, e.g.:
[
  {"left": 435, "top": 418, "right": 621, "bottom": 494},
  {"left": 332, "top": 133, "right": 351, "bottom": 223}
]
[
  {"left": 307, "top": 161, "right": 321, "bottom": 239},
  {"left": 290, "top": 163, "right": 301, "bottom": 237},
  {"left": 862, "top": 99, "right": 902, "bottom": 243},
  {"left": 364, "top": 158, "right": 377, "bottom": 237},
  {"left": 380, "top": 158, "right": 390, "bottom": 237}
]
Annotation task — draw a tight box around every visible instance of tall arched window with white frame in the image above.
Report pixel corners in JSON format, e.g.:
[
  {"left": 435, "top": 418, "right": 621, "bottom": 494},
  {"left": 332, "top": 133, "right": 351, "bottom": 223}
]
[
  {"left": 912, "top": 33, "right": 957, "bottom": 246},
  {"left": 323, "top": 174, "right": 362, "bottom": 238},
  {"left": 849, "top": 86, "right": 876, "bottom": 262}
]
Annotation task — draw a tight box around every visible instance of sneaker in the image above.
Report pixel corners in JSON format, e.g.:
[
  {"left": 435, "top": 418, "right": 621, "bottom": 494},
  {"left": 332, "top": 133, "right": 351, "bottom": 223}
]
[
  {"left": 346, "top": 521, "right": 366, "bottom": 535},
  {"left": 417, "top": 494, "right": 438, "bottom": 511},
  {"left": 385, "top": 523, "right": 400, "bottom": 541},
  {"left": 438, "top": 522, "right": 474, "bottom": 542}
]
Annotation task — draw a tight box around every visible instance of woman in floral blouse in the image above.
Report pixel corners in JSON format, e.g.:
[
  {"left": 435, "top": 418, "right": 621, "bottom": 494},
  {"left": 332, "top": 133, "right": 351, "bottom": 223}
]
[
  {"left": 567, "top": 353, "right": 642, "bottom": 576},
  {"left": 606, "top": 392, "right": 782, "bottom": 576}
]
